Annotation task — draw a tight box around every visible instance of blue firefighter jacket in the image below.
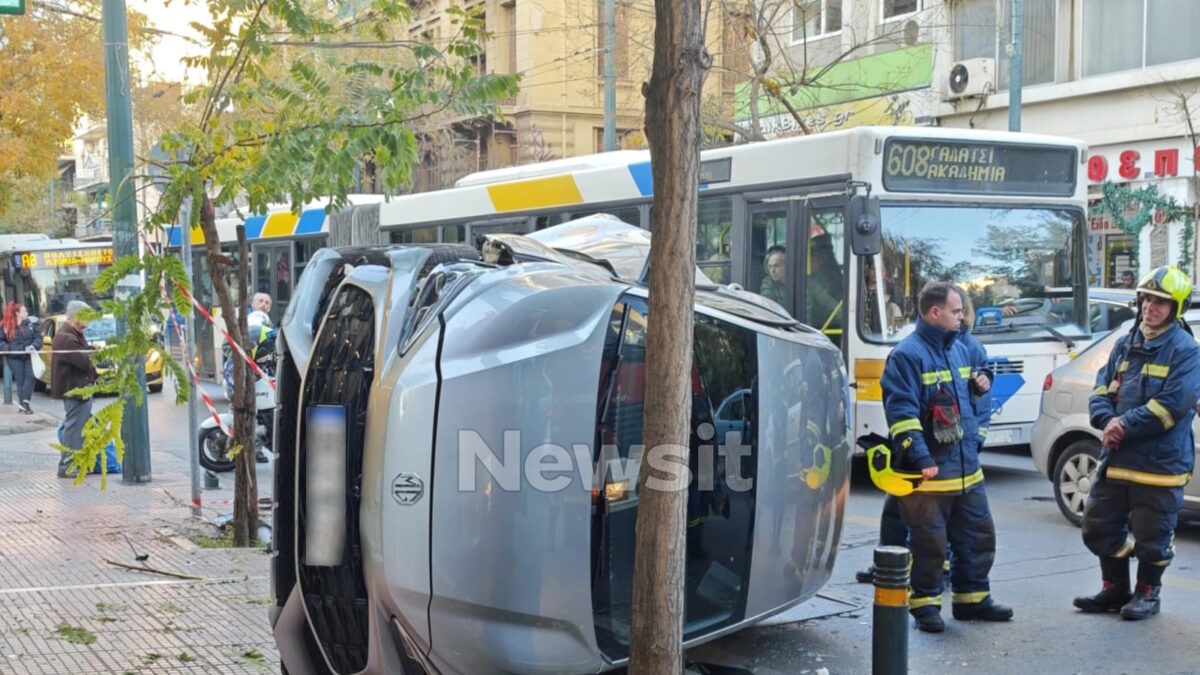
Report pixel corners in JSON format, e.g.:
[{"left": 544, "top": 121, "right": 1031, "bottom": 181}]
[
  {"left": 958, "top": 327, "right": 993, "bottom": 440},
  {"left": 1089, "top": 321, "right": 1200, "bottom": 486},
  {"left": 881, "top": 319, "right": 983, "bottom": 492}
]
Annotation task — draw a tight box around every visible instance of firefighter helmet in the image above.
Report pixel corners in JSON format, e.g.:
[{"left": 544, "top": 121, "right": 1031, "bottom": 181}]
[{"left": 1137, "top": 266, "right": 1192, "bottom": 318}]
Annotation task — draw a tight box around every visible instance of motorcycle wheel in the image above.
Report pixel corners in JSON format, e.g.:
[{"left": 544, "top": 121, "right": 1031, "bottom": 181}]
[{"left": 199, "top": 427, "right": 236, "bottom": 473}]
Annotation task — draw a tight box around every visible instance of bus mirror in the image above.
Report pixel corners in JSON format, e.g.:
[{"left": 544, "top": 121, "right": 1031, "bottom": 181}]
[{"left": 848, "top": 195, "right": 881, "bottom": 256}]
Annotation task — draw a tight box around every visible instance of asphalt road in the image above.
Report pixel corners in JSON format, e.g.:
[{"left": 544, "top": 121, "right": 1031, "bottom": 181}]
[
  {"left": 690, "top": 447, "right": 1200, "bottom": 674},
  {"left": 33, "top": 381, "right": 1200, "bottom": 674}
]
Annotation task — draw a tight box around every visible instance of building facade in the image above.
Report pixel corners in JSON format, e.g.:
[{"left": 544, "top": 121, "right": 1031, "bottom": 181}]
[
  {"left": 928, "top": 0, "right": 1200, "bottom": 284},
  {"left": 734, "top": 0, "right": 938, "bottom": 139},
  {"left": 400, "top": 0, "right": 747, "bottom": 192}
]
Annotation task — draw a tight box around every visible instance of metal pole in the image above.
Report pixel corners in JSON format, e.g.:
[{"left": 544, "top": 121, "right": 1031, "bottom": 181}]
[
  {"left": 1008, "top": 0, "right": 1022, "bottom": 132},
  {"left": 49, "top": 178, "right": 56, "bottom": 233},
  {"left": 603, "top": 0, "right": 616, "bottom": 151},
  {"left": 872, "top": 545, "right": 910, "bottom": 675},
  {"left": 103, "top": 0, "right": 151, "bottom": 483},
  {"left": 182, "top": 199, "right": 201, "bottom": 517}
]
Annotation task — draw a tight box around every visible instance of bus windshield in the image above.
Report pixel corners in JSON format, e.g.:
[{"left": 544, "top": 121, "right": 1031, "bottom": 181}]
[
  {"left": 860, "top": 205, "right": 1087, "bottom": 344},
  {"left": 10, "top": 246, "right": 114, "bottom": 318}
]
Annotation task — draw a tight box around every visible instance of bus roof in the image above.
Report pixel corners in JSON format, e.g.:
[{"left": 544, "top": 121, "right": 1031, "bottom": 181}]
[{"left": 377, "top": 126, "right": 1088, "bottom": 229}]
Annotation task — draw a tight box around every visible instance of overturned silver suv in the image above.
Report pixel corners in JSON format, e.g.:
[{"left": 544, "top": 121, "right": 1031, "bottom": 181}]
[{"left": 270, "top": 215, "right": 850, "bottom": 675}]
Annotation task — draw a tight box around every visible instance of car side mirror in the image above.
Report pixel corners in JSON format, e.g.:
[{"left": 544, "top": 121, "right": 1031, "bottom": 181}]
[{"left": 847, "top": 195, "right": 881, "bottom": 256}]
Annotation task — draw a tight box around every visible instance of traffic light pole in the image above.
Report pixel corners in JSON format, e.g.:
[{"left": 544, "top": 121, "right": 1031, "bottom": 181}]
[{"left": 103, "top": 0, "right": 152, "bottom": 483}]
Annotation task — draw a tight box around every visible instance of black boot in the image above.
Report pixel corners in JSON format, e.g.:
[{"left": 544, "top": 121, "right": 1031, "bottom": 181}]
[
  {"left": 255, "top": 448, "right": 270, "bottom": 464},
  {"left": 1120, "top": 584, "right": 1161, "bottom": 620},
  {"left": 1074, "top": 556, "right": 1131, "bottom": 613},
  {"left": 911, "top": 606, "right": 944, "bottom": 633},
  {"left": 952, "top": 596, "right": 1014, "bottom": 622},
  {"left": 855, "top": 566, "right": 875, "bottom": 583}
]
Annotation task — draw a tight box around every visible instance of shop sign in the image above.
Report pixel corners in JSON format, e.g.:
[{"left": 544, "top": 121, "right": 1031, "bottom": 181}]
[{"left": 1087, "top": 140, "right": 1200, "bottom": 183}]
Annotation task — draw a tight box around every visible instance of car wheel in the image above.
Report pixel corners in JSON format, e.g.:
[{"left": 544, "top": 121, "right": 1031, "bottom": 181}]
[
  {"left": 149, "top": 382, "right": 163, "bottom": 393},
  {"left": 1053, "top": 439, "right": 1100, "bottom": 527}
]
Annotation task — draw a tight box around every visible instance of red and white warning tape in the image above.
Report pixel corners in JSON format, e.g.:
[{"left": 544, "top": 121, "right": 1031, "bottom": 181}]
[
  {"left": 155, "top": 271, "right": 232, "bottom": 438},
  {"left": 139, "top": 231, "right": 276, "bottom": 392}
]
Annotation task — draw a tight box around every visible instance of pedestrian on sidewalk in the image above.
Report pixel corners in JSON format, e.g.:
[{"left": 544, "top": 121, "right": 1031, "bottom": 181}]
[
  {"left": 51, "top": 301, "right": 97, "bottom": 478},
  {"left": 1075, "top": 266, "right": 1200, "bottom": 620},
  {"left": 0, "top": 301, "right": 40, "bottom": 414}
]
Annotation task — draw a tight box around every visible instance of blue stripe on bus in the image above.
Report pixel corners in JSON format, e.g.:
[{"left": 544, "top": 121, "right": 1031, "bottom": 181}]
[
  {"left": 628, "top": 162, "right": 654, "bottom": 196},
  {"left": 294, "top": 209, "right": 325, "bottom": 235},
  {"left": 244, "top": 215, "right": 267, "bottom": 239},
  {"left": 627, "top": 161, "right": 711, "bottom": 196}
]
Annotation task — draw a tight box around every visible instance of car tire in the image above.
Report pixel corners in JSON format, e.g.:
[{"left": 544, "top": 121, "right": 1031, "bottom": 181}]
[
  {"left": 149, "top": 382, "right": 163, "bottom": 393},
  {"left": 1053, "top": 438, "right": 1101, "bottom": 527}
]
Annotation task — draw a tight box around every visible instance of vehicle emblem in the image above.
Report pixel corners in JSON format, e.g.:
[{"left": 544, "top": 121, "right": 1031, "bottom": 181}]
[{"left": 392, "top": 473, "right": 424, "bottom": 505}]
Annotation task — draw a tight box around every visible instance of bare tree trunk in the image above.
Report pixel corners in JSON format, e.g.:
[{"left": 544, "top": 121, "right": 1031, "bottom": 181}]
[
  {"left": 628, "top": 0, "right": 710, "bottom": 673},
  {"left": 233, "top": 225, "right": 259, "bottom": 546},
  {"left": 197, "top": 195, "right": 258, "bottom": 546}
]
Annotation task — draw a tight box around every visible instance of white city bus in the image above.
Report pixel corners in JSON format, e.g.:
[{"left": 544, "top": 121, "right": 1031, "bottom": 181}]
[
  {"left": 357, "top": 126, "right": 1092, "bottom": 450},
  {"left": 187, "top": 127, "right": 1091, "bottom": 447}
]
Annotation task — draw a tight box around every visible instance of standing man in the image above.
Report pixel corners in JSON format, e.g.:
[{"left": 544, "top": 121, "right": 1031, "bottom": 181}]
[
  {"left": 51, "top": 301, "right": 97, "bottom": 478},
  {"left": 879, "top": 282, "right": 1012, "bottom": 633},
  {"left": 856, "top": 285, "right": 992, "bottom": 584},
  {"left": 1075, "top": 266, "right": 1200, "bottom": 620}
]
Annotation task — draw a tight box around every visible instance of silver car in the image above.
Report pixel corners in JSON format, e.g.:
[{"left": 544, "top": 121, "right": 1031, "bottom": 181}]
[
  {"left": 1031, "top": 308, "right": 1200, "bottom": 526},
  {"left": 269, "top": 215, "right": 852, "bottom": 675}
]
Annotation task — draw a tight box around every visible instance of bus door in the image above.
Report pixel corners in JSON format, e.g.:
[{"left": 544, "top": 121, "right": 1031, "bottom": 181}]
[
  {"left": 747, "top": 198, "right": 847, "bottom": 347},
  {"left": 253, "top": 242, "right": 292, "bottom": 325}
]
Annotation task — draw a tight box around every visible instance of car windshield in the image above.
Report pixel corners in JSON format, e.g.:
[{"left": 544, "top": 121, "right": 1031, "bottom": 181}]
[
  {"left": 83, "top": 318, "right": 117, "bottom": 343},
  {"left": 859, "top": 205, "right": 1088, "bottom": 344}
]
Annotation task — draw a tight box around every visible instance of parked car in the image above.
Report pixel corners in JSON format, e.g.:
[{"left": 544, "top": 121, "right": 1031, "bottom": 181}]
[
  {"left": 34, "top": 314, "right": 165, "bottom": 393},
  {"left": 1031, "top": 308, "right": 1200, "bottom": 526}
]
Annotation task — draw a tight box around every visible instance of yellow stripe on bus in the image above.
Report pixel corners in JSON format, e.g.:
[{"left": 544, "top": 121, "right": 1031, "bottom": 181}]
[
  {"left": 487, "top": 175, "right": 584, "bottom": 212},
  {"left": 262, "top": 212, "right": 300, "bottom": 238}
]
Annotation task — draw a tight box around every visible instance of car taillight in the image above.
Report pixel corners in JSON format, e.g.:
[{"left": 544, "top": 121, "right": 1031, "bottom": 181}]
[{"left": 1043, "top": 374, "right": 1053, "bottom": 391}]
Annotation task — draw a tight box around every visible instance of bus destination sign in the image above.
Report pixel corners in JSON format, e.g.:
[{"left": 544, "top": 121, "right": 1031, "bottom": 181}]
[
  {"left": 14, "top": 247, "right": 114, "bottom": 270},
  {"left": 882, "top": 138, "right": 1077, "bottom": 196}
]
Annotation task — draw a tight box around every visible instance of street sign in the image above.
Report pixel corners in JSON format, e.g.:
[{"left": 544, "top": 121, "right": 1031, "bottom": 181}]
[
  {"left": 0, "top": 0, "right": 24, "bottom": 15},
  {"left": 147, "top": 140, "right": 188, "bottom": 195}
]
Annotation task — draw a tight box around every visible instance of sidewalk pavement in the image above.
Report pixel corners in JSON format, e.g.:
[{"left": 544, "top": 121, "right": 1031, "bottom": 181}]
[{"left": 0, "top": 403, "right": 279, "bottom": 674}]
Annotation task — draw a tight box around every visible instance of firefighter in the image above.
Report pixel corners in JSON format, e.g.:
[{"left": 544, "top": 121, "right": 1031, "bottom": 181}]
[
  {"left": 857, "top": 286, "right": 992, "bottom": 584},
  {"left": 1075, "top": 265, "right": 1200, "bottom": 620},
  {"left": 880, "top": 281, "right": 1012, "bottom": 633}
]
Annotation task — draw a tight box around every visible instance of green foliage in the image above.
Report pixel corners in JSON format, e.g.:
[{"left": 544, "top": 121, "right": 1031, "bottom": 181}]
[
  {"left": 55, "top": 623, "right": 97, "bottom": 645},
  {"left": 1090, "top": 181, "right": 1196, "bottom": 274}
]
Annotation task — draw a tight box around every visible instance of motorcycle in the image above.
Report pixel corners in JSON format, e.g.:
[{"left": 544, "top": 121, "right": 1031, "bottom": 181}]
[{"left": 198, "top": 326, "right": 276, "bottom": 473}]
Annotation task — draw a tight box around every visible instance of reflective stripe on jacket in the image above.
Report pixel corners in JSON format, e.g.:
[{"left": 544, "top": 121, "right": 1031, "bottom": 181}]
[{"left": 1089, "top": 321, "right": 1200, "bottom": 485}]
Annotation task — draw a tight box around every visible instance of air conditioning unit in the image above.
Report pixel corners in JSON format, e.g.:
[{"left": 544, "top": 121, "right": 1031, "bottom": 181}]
[{"left": 943, "top": 57, "right": 995, "bottom": 101}]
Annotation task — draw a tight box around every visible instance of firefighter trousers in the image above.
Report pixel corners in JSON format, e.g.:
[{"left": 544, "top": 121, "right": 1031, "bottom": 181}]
[
  {"left": 898, "top": 486, "right": 996, "bottom": 609},
  {"left": 1082, "top": 471, "right": 1183, "bottom": 585}
]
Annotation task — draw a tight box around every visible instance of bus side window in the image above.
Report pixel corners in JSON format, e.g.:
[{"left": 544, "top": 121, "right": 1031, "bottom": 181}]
[
  {"left": 749, "top": 207, "right": 790, "bottom": 316},
  {"left": 535, "top": 212, "right": 571, "bottom": 230},
  {"left": 443, "top": 224, "right": 465, "bottom": 244},
  {"left": 697, "top": 198, "right": 732, "bottom": 284},
  {"left": 806, "top": 207, "right": 844, "bottom": 347}
]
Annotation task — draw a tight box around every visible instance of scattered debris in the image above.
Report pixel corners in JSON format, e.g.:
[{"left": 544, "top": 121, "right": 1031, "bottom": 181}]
[
  {"left": 104, "top": 559, "right": 204, "bottom": 581},
  {"left": 54, "top": 623, "right": 96, "bottom": 645}
]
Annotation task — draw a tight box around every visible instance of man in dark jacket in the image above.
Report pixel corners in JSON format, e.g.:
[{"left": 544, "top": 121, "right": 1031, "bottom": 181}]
[
  {"left": 1075, "top": 266, "right": 1200, "bottom": 620},
  {"left": 51, "top": 301, "right": 97, "bottom": 478},
  {"left": 880, "top": 281, "right": 1012, "bottom": 633}
]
